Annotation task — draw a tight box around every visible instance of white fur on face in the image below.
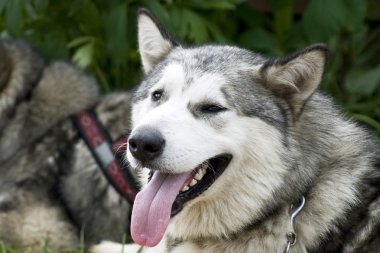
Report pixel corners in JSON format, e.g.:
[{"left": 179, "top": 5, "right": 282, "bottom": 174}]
[
  {"left": 130, "top": 64, "right": 185, "bottom": 127},
  {"left": 128, "top": 62, "right": 288, "bottom": 239},
  {"left": 128, "top": 63, "right": 233, "bottom": 173},
  {"left": 166, "top": 115, "right": 287, "bottom": 239}
]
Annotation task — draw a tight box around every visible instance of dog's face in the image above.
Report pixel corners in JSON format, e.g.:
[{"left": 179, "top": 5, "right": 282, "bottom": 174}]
[{"left": 128, "top": 9, "right": 327, "bottom": 247}]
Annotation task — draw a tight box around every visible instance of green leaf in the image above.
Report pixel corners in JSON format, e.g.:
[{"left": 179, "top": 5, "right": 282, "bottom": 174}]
[
  {"left": 167, "top": 7, "right": 181, "bottom": 32},
  {"left": 74, "top": 0, "right": 102, "bottom": 33},
  {"left": 143, "top": 0, "right": 169, "bottom": 24},
  {"left": 235, "top": 4, "right": 266, "bottom": 28},
  {"left": 302, "top": 0, "right": 367, "bottom": 42},
  {"left": 181, "top": 9, "right": 209, "bottom": 43},
  {"left": 36, "top": 32, "right": 69, "bottom": 59},
  {"left": 0, "top": 241, "right": 18, "bottom": 253},
  {"left": 24, "top": 0, "right": 38, "bottom": 19},
  {"left": 204, "top": 20, "right": 227, "bottom": 42},
  {"left": 346, "top": 66, "right": 380, "bottom": 95},
  {"left": 67, "top": 36, "right": 94, "bottom": 48},
  {"left": 238, "top": 27, "right": 278, "bottom": 54},
  {"left": 185, "top": 0, "right": 241, "bottom": 10},
  {"left": 72, "top": 42, "right": 94, "bottom": 68},
  {"left": 103, "top": 2, "right": 127, "bottom": 62},
  {"left": 5, "top": 0, "right": 23, "bottom": 35},
  {"left": 302, "top": 0, "right": 340, "bottom": 42},
  {"left": 285, "top": 22, "right": 308, "bottom": 51},
  {"left": 335, "top": 0, "right": 366, "bottom": 32},
  {"left": 69, "top": 0, "right": 86, "bottom": 16},
  {"left": 0, "top": 0, "right": 8, "bottom": 14},
  {"left": 272, "top": 0, "right": 293, "bottom": 45},
  {"left": 0, "top": 241, "right": 6, "bottom": 253},
  {"left": 34, "top": 0, "right": 49, "bottom": 12}
]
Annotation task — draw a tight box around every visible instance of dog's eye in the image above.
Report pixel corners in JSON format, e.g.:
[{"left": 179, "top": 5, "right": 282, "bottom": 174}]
[
  {"left": 201, "top": 104, "right": 226, "bottom": 114},
  {"left": 151, "top": 90, "right": 163, "bottom": 101}
]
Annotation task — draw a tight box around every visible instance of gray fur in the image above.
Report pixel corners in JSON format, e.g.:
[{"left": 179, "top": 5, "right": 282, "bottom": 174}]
[
  {"left": 124, "top": 11, "right": 380, "bottom": 253},
  {"left": 0, "top": 39, "right": 134, "bottom": 252}
]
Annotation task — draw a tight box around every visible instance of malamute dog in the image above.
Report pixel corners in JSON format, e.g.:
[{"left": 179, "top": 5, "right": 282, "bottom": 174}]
[
  {"left": 0, "top": 39, "right": 135, "bottom": 252},
  {"left": 95, "top": 9, "right": 380, "bottom": 253}
]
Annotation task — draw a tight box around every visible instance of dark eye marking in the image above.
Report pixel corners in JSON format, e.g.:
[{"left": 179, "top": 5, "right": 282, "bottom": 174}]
[
  {"left": 200, "top": 104, "right": 227, "bottom": 114},
  {"left": 151, "top": 89, "right": 163, "bottom": 102}
]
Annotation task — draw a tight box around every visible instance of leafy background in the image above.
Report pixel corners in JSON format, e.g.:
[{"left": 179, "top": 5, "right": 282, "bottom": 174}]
[
  {"left": 0, "top": 0, "right": 379, "bottom": 141},
  {"left": 0, "top": 1, "right": 379, "bottom": 251}
]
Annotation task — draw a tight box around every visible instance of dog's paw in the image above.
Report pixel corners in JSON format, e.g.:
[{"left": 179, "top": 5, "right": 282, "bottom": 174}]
[{"left": 90, "top": 241, "right": 142, "bottom": 253}]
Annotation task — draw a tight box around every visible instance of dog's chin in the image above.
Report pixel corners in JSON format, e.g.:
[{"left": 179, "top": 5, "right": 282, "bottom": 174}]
[{"left": 147, "top": 154, "right": 233, "bottom": 217}]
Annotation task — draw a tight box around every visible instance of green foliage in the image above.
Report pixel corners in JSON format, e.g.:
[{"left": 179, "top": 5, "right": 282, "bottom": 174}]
[
  {"left": 0, "top": 0, "right": 379, "bottom": 140},
  {"left": 0, "top": 232, "right": 86, "bottom": 253}
]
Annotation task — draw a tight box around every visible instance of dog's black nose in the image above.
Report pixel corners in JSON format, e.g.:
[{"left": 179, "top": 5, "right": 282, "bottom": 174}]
[{"left": 128, "top": 126, "right": 165, "bottom": 162}]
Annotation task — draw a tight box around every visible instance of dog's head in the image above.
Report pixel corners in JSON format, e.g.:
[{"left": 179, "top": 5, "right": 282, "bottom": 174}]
[{"left": 128, "top": 9, "right": 327, "bottom": 246}]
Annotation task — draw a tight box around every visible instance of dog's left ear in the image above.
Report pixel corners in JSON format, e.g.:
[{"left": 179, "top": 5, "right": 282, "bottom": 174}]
[
  {"left": 137, "top": 9, "right": 178, "bottom": 74},
  {"left": 260, "top": 44, "right": 327, "bottom": 116}
]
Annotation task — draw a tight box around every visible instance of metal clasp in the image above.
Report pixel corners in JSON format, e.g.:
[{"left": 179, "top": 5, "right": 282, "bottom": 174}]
[{"left": 283, "top": 196, "right": 306, "bottom": 253}]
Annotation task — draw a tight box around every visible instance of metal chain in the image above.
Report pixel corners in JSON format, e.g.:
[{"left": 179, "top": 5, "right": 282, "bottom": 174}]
[{"left": 283, "top": 196, "right": 306, "bottom": 253}]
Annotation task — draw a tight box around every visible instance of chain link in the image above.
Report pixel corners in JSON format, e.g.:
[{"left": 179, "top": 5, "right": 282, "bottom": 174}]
[{"left": 283, "top": 196, "right": 305, "bottom": 253}]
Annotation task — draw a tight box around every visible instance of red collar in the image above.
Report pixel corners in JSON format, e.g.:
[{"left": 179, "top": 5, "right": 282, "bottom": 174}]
[{"left": 73, "top": 109, "right": 138, "bottom": 205}]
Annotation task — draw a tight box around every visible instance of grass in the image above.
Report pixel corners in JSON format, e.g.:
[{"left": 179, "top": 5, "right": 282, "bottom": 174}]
[
  {"left": 0, "top": 228, "right": 86, "bottom": 253},
  {"left": 0, "top": 233, "right": 144, "bottom": 253},
  {"left": 0, "top": 243, "right": 145, "bottom": 253},
  {"left": 0, "top": 241, "right": 83, "bottom": 253}
]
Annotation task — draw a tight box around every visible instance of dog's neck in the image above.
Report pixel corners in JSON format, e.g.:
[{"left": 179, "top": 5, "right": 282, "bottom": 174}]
[
  {"left": 167, "top": 174, "right": 376, "bottom": 253},
  {"left": 166, "top": 203, "right": 309, "bottom": 253},
  {"left": 235, "top": 197, "right": 309, "bottom": 253}
]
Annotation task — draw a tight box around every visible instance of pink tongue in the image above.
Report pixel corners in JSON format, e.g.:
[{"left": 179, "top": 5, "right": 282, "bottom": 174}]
[{"left": 131, "top": 171, "right": 193, "bottom": 247}]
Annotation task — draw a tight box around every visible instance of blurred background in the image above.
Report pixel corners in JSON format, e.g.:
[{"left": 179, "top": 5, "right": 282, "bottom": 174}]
[{"left": 0, "top": 0, "right": 379, "bottom": 141}]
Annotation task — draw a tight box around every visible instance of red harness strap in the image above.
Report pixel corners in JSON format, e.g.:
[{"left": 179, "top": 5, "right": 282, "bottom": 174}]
[{"left": 73, "top": 109, "right": 138, "bottom": 205}]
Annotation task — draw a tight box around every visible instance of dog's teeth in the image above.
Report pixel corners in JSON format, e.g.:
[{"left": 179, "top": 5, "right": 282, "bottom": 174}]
[
  {"left": 190, "top": 179, "right": 197, "bottom": 187},
  {"left": 181, "top": 185, "right": 189, "bottom": 192},
  {"left": 195, "top": 172, "right": 203, "bottom": 181},
  {"left": 195, "top": 169, "right": 206, "bottom": 180}
]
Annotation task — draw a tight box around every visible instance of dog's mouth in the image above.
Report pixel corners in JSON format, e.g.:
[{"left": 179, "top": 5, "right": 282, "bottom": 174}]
[
  {"left": 131, "top": 154, "right": 232, "bottom": 247},
  {"left": 170, "top": 154, "right": 232, "bottom": 216}
]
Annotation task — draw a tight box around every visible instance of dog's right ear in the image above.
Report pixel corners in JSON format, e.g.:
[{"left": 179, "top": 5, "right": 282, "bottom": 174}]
[{"left": 137, "top": 9, "right": 178, "bottom": 74}]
